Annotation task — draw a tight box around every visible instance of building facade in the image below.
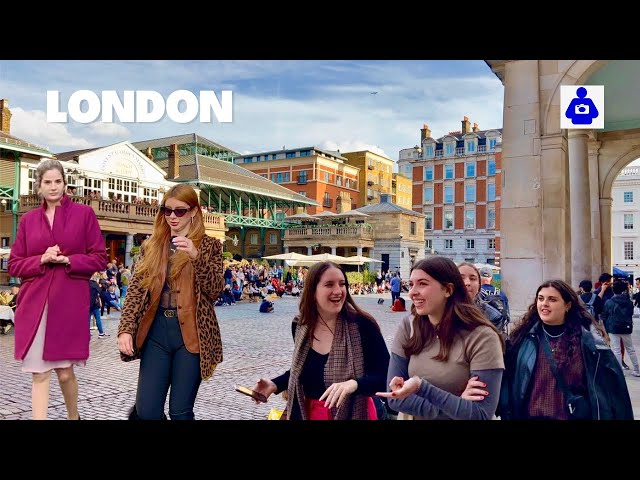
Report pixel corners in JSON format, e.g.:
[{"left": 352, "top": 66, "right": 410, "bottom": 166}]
[
  {"left": 234, "top": 147, "right": 360, "bottom": 214},
  {"left": 611, "top": 166, "right": 640, "bottom": 279},
  {"left": 341, "top": 150, "right": 395, "bottom": 207},
  {"left": 398, "top": 118, "right": 502, "bottom": 266},
  {"left": 392, "top": 173, "right": 412, "bottom": 209}
]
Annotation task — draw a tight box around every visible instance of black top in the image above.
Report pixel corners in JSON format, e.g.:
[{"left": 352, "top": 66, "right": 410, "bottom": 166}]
[{"left": 272, "top": 314, "right": 390, "bottom": 399}]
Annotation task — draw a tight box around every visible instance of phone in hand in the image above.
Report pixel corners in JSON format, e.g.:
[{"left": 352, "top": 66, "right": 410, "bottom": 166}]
[{"left": 234, "top": 384, "right": 268, "bottom": 403}]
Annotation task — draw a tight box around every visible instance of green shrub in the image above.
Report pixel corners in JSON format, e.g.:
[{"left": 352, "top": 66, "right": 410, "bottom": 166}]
[
  {"left": 346, "top": 272, "right": 363, "bottom": 285},
  {"left": 222, "top": 251, "right": 232, "bottom": 260}
]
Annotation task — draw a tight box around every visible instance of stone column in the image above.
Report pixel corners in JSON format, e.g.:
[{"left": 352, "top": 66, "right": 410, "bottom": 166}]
[
  {"left": 284, "top": 246, "right": 289, "bottom": 253},
  {"left": 331, "top": 246, "right": 337, "bottom": 255},
  {"left": 600, "top": 197, "right": 612, "bottom": 275},
  {"left": 568, "top": 131, "right": 592, "bottom": 286},
  {"left": 588, "top": 139, "right": 602, "bottom": 281},
  {"left": 125, "top": 234, "right": 134, "bottom": 268},
  {"left": 357, "top": 246, "right": 363, "bottom": 256},
  {"left": 307, "top": 246, "right": 313, "bottom": 255}
]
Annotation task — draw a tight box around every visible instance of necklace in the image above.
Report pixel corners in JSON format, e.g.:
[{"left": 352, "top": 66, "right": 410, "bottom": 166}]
[
  {"left": 318, "top": 316, "right": 335, "bottom": 335},
  {"left": 542, "top": 324, "right": 565, "bottom": 338}
]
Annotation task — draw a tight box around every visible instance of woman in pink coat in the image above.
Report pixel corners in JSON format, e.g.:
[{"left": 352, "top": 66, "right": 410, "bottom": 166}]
[{"left": 8, "top": 159, "right": 107, "bottom": 420}]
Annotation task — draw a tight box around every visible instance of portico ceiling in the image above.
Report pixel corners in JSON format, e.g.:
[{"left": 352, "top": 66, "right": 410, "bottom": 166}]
[{"left": 584, "top": 60, "right": 640, "bottom": 132}]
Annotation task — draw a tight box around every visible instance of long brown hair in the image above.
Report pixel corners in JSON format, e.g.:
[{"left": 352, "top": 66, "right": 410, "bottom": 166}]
[
  {"left": 297, "top": 261, "right": 379, "bottom": 341},
  {"left": 404, "top": 257, "right": 505, "bottom": 360},
  {"left": 510, "top": 279, "right": 607, "bottom": 368},
  {"left": 135, "top": 184, "right": 205, "bottom": 291}
]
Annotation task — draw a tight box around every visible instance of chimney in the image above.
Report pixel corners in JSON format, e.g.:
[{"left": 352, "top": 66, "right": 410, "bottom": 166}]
[
  {"left": 420, "top": 123, "right": 431, "bottom": 141},
  {"left": 461, "top": 116, "right": 471, "bottom": 134},
  {"left": 0, "top": 99, "right": 12, "bottom": 134},
  {"left": 145, "top": 147, "right": 154, "bottom": 161},
  {"left": 380, "top": 193, "right": 391, "bottom": 203},
  {"left": 168, "top": 144, "right": 180, "bottom": 179},
  {"left": 472, "top": 122, "right": 479, "bottom": 132}
]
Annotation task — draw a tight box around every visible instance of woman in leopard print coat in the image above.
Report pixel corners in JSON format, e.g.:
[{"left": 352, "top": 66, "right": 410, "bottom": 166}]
[{"left": 117, "top": 184, "right": 225, "bottom": 420}]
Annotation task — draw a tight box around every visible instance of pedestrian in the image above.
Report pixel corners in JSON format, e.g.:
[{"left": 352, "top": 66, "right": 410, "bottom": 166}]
[
  {"left": 251, "top": 261, "right": 389, "bottom": 420},
  {"left": 117, "top": 184, "right": 225, "bottom": 420},
  {"left": 498, "top": 279, "right": 633, "bottom": 420},
  {"left": 8, "top": 159, "right": 108, "bottom": 419},
  {"left": 377, "top": 257, "right": 505, "bottom": 420}
]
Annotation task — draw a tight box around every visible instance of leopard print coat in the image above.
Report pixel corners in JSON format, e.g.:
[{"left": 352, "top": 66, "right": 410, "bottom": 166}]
[{"left": 118, "top": 235, "right": 225, "bottom": 380}]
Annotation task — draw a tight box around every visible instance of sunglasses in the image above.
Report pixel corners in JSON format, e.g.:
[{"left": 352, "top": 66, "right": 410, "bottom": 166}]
[{"left": 160, "top": 206, "right": 191, "bottom": 217}]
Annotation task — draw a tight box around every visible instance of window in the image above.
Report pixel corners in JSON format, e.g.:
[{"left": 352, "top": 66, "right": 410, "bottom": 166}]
[
  {"left": 488, "top": 239, "right": 496, "bottom": 249},
  {"left": 424, "top": 187, "right": 433, "bottom": 203},
  {"left": 465, "top": 210, "right": 475, "bottom": 229},
  {"left": 269, "top": 233, "right": 278, "bottom": 244},
  {"left": 84, "top": 178, "right": 103, "bottom": 198},
  {"left": 444, "top": 211, "right": 454, "bottom": 229},
  {"left": 488, "top": 183, "right": 496, "bottom": 201},
  {"left": 466, "top": 239, "right": 475, "bottom": 249},
  {"left": 324, "top": 172, "right": 330, "bottom": 182},
  {"left": 425, "top": 145, "right": 434, "bottom": 157},
  {"left": 244, "top": 157, "right": 253, "bottom": 163},
  {"left": 444, "top": 186, "right": 454, "bottom": 204},
  {"left": 465, "top": 185, "right": 476, "bottom": 202},
  {"left": 286, "top": 152, "right": 295, "bottom": 158},
  {"left": 284, "top": 172, "right": 290, "bottom": 182},
  {"left": 324, "top": 192, "right": 331, "bottom": 207},
  {"left": 466, "top": 162, "right": 475, "bottom": 177},
  {"left": 624, "top": 241, "right": 634, "bottom": 260},
  {"left": 624, "top": 191, "right": 633, "bottom": 203},
  {"left": 277, "top": 173, "right": 283, "bottom": 183},
  {"left": 488, "top": 160, "right": 496, "bottom": 176},
  {"left": 489, "top": 138, "right": 497, "bottom": 150},
  {"left": 446, "top": 144, "right": 454, "bottom": 155},
  {"left": 28, "top": 168, "right": 37, "bottom": 194},
  {"left": 466, "top": 141, "right": 475, "bottom": 153},
  {"left": 425, "top": 239, "right": 433, "bottom": 250},
  {"left": 445, "top": 164, "right": 454, "bottom": 179},
  {"left": 336, "top": 175, "right": 342, "bottom": 186},
  {"left": 250, "top": 234, "right": 258, "bottom": 245},
  {"left": 624, "top": 213, "right": 634, "bottom": 230},
  {"left": 488, "top": 209, "right": 496, "bottom": 229},
  {"left": 271, "top": 173, "right": 276, "bottom": 182},
  {"left": 298, "top": 171, "right": 307, "bottom": 183},
  {"left": 445, "top": 239, "right": 453, "bottom": 249},
  {"left": 410, "top": 222, "right": 416, "bottom": 235},
  {"left": 425, "top": 212, "right": 433, "bottom": 230},
  {"left": 300, "top": 150, "right": 311, "bottom": 157},
  {"left": 424, "top": 166, "right": 433, "bottom": 180}
]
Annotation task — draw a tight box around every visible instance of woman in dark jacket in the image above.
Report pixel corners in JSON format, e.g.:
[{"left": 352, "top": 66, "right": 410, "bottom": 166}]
[{"left": 498, "top": 279, "right": 633, "bottom": 420}]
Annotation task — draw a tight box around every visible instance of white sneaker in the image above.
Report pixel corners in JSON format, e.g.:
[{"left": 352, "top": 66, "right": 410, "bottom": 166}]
[
  {"left": 632, "top": 371, "right": 640, "bottom": 377},
  {"left": 98, "top": 333, "right": 110, "bottom": 338},
  {"left": 4, "top": 324, "right": 12, "bottom": 334}
]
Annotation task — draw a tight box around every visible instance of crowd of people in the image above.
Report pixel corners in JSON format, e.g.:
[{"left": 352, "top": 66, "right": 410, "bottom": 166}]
[{"left": 5, "top": 159, "right": 636, "bottom": 421}]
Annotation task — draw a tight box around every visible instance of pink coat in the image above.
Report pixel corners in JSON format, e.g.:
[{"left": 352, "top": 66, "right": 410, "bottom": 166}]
[{"left": 8, "top": 195, "right": 108, "bottom": 361}]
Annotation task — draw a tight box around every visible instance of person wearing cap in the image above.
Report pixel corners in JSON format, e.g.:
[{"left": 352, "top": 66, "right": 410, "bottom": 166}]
[{"left": 479, "top": 266, "right": 510, "bottom": 316}]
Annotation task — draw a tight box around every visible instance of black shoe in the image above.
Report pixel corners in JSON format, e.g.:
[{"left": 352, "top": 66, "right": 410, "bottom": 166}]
[{"left": 622, "top": 361, "right": 630, "bottom": 370}]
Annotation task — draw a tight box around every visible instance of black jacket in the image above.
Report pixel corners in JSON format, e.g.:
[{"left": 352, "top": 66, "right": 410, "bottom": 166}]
[
  {"left": 498, "top": 321, "right": 633, "bottom": 420},
  {"left": 601, "top": 294, "right": 634, "bottom": 335}
]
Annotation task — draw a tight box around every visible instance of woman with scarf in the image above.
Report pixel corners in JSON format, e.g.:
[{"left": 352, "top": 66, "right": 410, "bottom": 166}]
[{"left": 252, "top": 261, "right": 389, "bottom": 420}]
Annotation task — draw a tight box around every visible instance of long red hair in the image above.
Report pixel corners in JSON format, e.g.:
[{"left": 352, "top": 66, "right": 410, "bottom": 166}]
[{"left": 135, "top": 184, "right": 205, "bottom": 291}]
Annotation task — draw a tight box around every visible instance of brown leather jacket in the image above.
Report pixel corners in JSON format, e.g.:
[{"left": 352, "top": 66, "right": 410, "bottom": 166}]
[{"left": 118, "top": 235, "right": 225, "bottom": 380}]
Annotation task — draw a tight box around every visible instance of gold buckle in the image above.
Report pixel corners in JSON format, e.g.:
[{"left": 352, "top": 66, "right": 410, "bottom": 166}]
[{"left": 163, "top": 309, "right": 176, "bottom": 318}]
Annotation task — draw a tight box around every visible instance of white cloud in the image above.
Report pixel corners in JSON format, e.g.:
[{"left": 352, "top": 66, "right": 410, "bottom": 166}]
[
  {"left": 87, "top": 122, "right": 130, "bottom": 137},
  {"left": 10, "top": 108, "right": 93, "bottom": 150}
]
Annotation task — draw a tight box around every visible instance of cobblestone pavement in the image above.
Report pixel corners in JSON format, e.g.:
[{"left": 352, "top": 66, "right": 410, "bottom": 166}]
[{"left": 1, "top": 295, "right": 639, "bottom": 420}]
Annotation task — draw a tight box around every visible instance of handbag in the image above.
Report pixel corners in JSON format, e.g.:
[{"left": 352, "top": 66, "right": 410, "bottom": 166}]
[{"left": 539, "top": 330, "right": 591, "bottom": 420}]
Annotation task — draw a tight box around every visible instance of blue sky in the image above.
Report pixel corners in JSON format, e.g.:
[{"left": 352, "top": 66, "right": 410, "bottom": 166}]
[{"left": 0, "top": 60, "right": 504, "bottom": 161}]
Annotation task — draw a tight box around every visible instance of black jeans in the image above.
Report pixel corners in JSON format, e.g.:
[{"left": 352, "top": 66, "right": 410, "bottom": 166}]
[{"left": 135, "top": 311, "right": 202, "bottom": 420}]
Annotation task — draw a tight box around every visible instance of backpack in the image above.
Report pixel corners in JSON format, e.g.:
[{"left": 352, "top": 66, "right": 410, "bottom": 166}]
[
  {"left": 478, "top": 288, "right": 509, "bottom": 332},
  {"left": 582, "top": 293, "right": 597, "bottom": 319}
]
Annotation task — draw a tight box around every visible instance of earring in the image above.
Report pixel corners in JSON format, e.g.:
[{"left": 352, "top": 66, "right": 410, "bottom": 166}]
[{"left": 191, "top": 216, "right": 193, "bottom": 224}]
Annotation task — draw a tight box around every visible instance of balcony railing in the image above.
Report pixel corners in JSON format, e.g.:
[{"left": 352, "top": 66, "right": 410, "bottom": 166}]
[
  {"left": 284, "top": 224, "right": 374, "bottom": 241},
  {"left": 18, "top": 195, "right": 225, "bottom": 229}
]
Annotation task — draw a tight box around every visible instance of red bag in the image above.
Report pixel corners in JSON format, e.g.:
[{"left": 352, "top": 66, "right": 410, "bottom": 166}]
[{"left": 305, "top": 397, "right": 378, "bottom": 420}]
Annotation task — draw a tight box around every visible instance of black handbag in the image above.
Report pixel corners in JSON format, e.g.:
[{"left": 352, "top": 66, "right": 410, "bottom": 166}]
[{"left": 539, "top": 330, "right": 592, "bottom": 420}]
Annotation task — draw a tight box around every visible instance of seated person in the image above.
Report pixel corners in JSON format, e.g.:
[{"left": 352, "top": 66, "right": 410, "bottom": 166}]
[
  {"left": 259, "top": 299, "right": 274, "bottom": 313},
  {"left": 231, "top": 283, "right": 242, "bottom": 301},
  {"left": 391, "top": 297, "right": 406, "bottom": 312},
  {"left": 291, "top": 285, "right": 301, "bottom": 297},
  {"left": 105, "top": 285, "right": 122, "bottom": 311},
  {"left": 249, "top": 283, "right": 263, "bottom": 301},
  {"left": 222, "top": 285, "right": 236, "bottom": 305}
]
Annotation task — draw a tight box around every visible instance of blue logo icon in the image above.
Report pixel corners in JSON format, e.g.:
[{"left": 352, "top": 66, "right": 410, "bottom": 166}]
[{"left": 565, "top": 87, "right": 599, "bottom": 125}]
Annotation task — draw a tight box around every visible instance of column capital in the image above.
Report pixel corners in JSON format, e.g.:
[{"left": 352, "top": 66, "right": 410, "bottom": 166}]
[
  {"left": 588, "top": 140, "right": 602, "bottom": 155},
  {"left": 567, "top": 130, "right": 590, "bottom": 139}
]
